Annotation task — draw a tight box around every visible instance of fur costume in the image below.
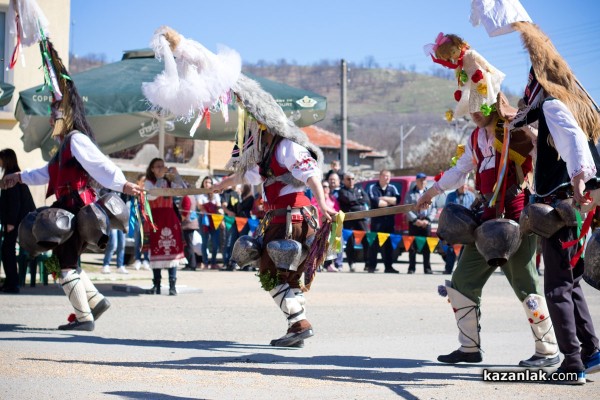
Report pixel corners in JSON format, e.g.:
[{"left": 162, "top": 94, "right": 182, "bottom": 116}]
[{"left": 510, "top": 22, "right": 600, "bottom": 143}]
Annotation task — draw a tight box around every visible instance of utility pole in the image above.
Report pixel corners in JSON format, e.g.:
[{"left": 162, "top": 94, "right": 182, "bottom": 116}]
[
  {"left": 340, "top": 59, "right": 348, "bottom": 172},
  {"left": 399, "top": 125, "right": 415, "bottom": 169}
]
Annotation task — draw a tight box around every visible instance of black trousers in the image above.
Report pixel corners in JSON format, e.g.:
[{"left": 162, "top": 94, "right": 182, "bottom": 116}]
[
  {"left": 543, "top": 226, "right": 599, "bottom": 371},
  {"left": 182, "top": 229, "right": 197, "bottom": 270},
  {"left": 408, "top": 221, "right": 431, "bottom": 271},
  {"left": 367, "top": 223, "right": 394, "bottom": 270},
  {"left": 1, "top": 229, "right": 19, "bottom": 289},
  {"left": 344, "top": 219, "right": 368, "bottom": 265}
]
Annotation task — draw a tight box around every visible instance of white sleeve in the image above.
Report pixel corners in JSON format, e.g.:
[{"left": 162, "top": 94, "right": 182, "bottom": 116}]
[
  {"left": 21, "top": 164, "right": 50, "bottom": 186},
  {"left": 277, "top": 139, "right": 321, "bottom": 183},
  {"left": 543, "top": 100, "right": 597, "bottom": 183},
  {"left": 244, "top": 166, "right": 263, "bottom": 185},
  {"left": 434, "top": 140, "right": 474, "bottom": 192},
  {"left": 144, "top": 179, "right": 159, "bottom": 201},
  {"left": 70, "top": 133, "right": 129, "bottom": 192}
]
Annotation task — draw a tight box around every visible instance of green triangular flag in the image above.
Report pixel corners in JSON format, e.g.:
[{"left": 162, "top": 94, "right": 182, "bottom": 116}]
[
  {"left": 366, "top": 232, "right": 377, "bottom": 246},
  {"left": 414, "top": 236, "right": 426, "bottom": 252}
]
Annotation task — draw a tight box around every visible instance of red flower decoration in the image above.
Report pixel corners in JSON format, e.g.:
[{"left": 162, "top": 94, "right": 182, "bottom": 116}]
[
  {"left": 454, "top": 90, "right": 462, "bottom": 102},
  {"left": 528, "top": 318, "right": 534, "bottom": 324},
  {"left": 472, "top": 70, "right": 484, "bottom": 83},
  {"left": 67, "top": 313, "right": 77, "bottom": 323},
  {"left": 434, "top": 172, "right": 444, "bottom": 182},
  {"left": 540, "top": 314, "right": 545, "bottom": 320}
]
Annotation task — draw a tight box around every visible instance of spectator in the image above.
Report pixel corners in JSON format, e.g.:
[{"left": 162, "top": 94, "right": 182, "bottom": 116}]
[
  {"left": 222, "top": 184, "right": 255, "bottom": 271},
  {"left": 101, "top": 190, "right": 129, "bottom": 275},
  {"left": 131, "top": 174, "right": 150, "bottom": 271},
  {"left": 367, "top": 169, "right": 401, "bottom": 273},
  {"left": 221, "top": 178, "right": 241, "bottom": 269},
  {"left": 337, "top": 172, "right": 369, "bottom": 273},
  {"left": 406, "top": 173, "right": 437, "bottom": 274},
  {"left": 0, "top": 149, "right": 36, "bottom": 293},
  {"left": 196, "top": 176, "right": 222, "bottom": 270},
  {"left": 326, "top": 159, "right": 344, "bottom": 182},
  {"left": 311, "top": 180, "right": 341, "bottom": 272},
  {"left": 180, "top": 194, "right": 199, "bottom": 271},
  {"left": 144, "top": 158, "right": 186, "bottom": 296},
  {"left": 442, "top": 183, "right": 474, "bottom": 274},
  {"left": 327, "top": 172, "right": 341, "bottom": 199}
]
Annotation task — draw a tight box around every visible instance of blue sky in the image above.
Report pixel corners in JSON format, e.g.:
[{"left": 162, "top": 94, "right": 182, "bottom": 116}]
[{"left": 71, "top": 0, "right": 600, "bottom": 102}]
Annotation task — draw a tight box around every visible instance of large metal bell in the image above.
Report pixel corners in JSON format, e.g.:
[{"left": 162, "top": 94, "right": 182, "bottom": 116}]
[
  {"left": 519, "top": 203, "right": 564, "bottom": 238},
  {"left": 474, "top": 219, "right": 522, "bottom": 267},
  {"left": 32, "top": 207, "right": 75, "bottom": 248},
  {"left": 437, "top": 203, "right": 479, "bottom": 244},
  {"left": 266, "top": 239, "right": 303, "bottom": 271},
  {"left": 77, "top": 203, "right": 111, "bottom": 250},
  {"left": 96, "top": 192, "right": 129, "bottom": 233},
  {"left": 231, "top": 235, "right": 262, "bottom": 267},
  {"left": 18, "top": 208, "right": 53, "bottom": 257},
  {"left": 583, "top": 229, "right": 600, "bottom": 291},
  {"left": 554, "top": 199, "right": 578, "bottom": 227}
]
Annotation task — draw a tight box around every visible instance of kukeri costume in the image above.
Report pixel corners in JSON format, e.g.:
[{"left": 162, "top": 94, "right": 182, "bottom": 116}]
[
  {"left": 424, "top": 33, "right": 559, "bottom": 367},
  {"left": 508, "top": 21, "right": 600, "bottom": 379},
  {"left": 3, "top": 3, "right": 134, "bottom": 330},
  {"left": 142, "top": 27, "right": 326, "bottom": 348}
]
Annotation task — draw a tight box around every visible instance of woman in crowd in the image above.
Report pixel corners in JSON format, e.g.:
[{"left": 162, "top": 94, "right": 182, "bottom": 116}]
[
  {"left": 196, "top": 176, "right": 222, "bottom": 270},
  {"left": 0, "top": 149, "right": 36, "bottom": 293}
]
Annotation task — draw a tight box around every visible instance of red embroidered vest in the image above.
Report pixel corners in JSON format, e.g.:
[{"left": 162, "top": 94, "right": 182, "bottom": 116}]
[
  {"left": 259, "top": 141, "right": 311, "bottom": 223},
  {"left": 47, "top": 133, "right": 95, "bottom": 207},
  {"left": 470, "top": 127, "right": 532, "bottom": 221}
]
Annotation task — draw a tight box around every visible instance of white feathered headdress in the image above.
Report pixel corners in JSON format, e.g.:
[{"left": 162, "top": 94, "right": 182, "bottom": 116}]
[
  {"left": 142, "top": 26, "right": 242, "bottom": 132},
  {"left": 8, "top": 0, "right": 50, "bottom": 68}
]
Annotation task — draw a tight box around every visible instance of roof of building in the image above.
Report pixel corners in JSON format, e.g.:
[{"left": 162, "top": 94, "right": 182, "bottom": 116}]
[{"left": 301, "top": 125, "right": 384, "bottom": 157}]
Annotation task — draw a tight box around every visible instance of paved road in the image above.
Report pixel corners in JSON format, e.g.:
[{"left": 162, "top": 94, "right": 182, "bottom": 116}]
[{"left": 1, "top": 253, "right": 598, "bottom": 399}]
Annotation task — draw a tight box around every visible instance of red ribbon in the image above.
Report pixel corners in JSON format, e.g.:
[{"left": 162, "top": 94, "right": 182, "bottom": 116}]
[
  {"left": 201, "top": 108, "right": 211, "bottom": 130},
  {"left": 561, "top": 205, "right": 596, "bottom": 268},
  {"left": 9, "top": 15, "right": 21, "bottom": 70}
]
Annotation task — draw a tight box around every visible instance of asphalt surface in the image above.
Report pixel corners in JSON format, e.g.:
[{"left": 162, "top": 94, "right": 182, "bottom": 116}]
[{"left": 1, "top": 252, "right": 598, "bottom": 399}]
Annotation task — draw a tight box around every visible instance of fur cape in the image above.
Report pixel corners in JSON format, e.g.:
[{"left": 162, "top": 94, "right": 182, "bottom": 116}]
[
  {"left": 226, "top": 74, "right": 324, "bottom": 175},
  {"left": 511, "top": 21, "right": 600, "bottom": 143}
]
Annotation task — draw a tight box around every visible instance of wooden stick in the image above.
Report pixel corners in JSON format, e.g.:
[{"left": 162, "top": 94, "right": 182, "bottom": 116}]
[
  {"left": 343, "top": 204, "right": 416, "bottom": 221},
  {"left": 145, "top": 187, "right": 212, "bottom": 197}
]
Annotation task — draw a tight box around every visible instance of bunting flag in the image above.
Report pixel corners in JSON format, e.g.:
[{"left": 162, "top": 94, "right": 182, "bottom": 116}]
[
  {"left": 414, "top": 236, "right": 427, "bottom": 252},
  {"left": 426, "top": 237, "right": 439, "bottom": 252},
  {"left": 211, "top": 214, "right": 224, "bottom": 229},
  {"left": 377, "top": 232, "right": 390, "bottom": 247},
  {"left": 202, "top": 213, "right": 210, "bottom": 227},
  {"left": 353, "top": 230, "right": 366, "bottom": 244},
  {"left": 224, "top": 215, "right": 235, "bottom": 230},
  {"left": 366, "top": 232, "right": 377, "bottom": 246},
  {"left": 342, "top": 229, "right": 354, "bottom": 242},
  {"left": 247, "top": 217, "right": 260, "bottom": 233},
  {"left": 235, "top": 217, "right": 248, "bottom": 233},
  {"left": 454, "top": 244, "right": 462, "bottom": 256},
  {"left": 402, "top": 235, "right": 414, "bottom": 251},
  {"left": 389, "top": 234, "right": 402, "bottom": 250}
]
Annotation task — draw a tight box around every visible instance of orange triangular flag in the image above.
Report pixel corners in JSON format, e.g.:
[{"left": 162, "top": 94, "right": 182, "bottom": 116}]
[
  {"left": 426, "top": 237, "right": 439, "bottom": 252},
  {"left": 235, "top": 217, "right": 248, "bottom": 233},
  {"left": 211, "top": 214, "right": 224, "bottom": 229},
  {"left": 353, "top": 230, "right": 366, "bottom": 244},
  {"left": 454, "top": 244, "right": 462, "bottom": 256},
  {"left": 402, "top": 235, "right": 414, "bottom": 251},
  {"left": 377, "top": 232, "right": 390, "bottom": 247}
]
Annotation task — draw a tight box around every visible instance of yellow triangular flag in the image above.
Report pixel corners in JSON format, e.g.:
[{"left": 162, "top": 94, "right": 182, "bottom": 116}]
[
  {"left": 211, "top": 214, "right": 224, "bottom": 229},
  {"left": 377, "top": 232, "right": 390, "bottom": 247},
  {"left": 426, "top": 237, "right": 439, "bottom": 252}
]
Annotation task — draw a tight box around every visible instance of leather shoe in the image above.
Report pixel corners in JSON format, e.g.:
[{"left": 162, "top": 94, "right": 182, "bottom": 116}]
[
  {"left": 91, "top": 298, "right": 111, "bottom": 321},
  {"left": 58, "top": 320, "right": 95, "bottom": 331},
  {"left": 424, "top": 268, "right": 433, "bottom": 274},
  {"left": 438, "top": 350, "right": 482, "bottom": 364},
  {"left": 519, "top": 354, "right": 560, "bottom": 368},
  {"left": 384, "top": 268, "right": 399, "bottom": 274},
  {"left": 407, "top": 269, "right": 415, "bottom": 274}
]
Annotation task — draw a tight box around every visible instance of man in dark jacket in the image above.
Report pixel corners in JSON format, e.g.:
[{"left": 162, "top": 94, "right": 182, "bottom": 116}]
[
  {"left": 367, "top": 169, "right": 401, "bottom": 273},
  {"left": 337, "top": 172, "right": 368, "bottom": 272}
]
